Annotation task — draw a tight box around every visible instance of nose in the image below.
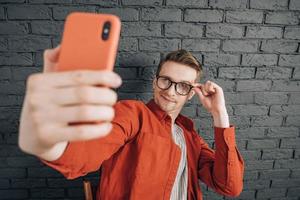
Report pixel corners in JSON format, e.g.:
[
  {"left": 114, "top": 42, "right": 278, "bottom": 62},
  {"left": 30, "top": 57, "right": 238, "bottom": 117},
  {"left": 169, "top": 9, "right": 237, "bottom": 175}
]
[{"left": 165, "top": 83, "right": 176, "bottom": 96}]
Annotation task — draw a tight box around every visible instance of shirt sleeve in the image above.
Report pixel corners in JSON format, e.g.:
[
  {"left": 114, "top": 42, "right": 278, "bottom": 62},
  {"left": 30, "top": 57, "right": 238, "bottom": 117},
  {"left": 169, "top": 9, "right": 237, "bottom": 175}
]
[
  {"left": 40, "top": 100, "right": 141, "bottom": 179},
  {"left": 197, "top": 124, "right": 244, "bottom": 197}
]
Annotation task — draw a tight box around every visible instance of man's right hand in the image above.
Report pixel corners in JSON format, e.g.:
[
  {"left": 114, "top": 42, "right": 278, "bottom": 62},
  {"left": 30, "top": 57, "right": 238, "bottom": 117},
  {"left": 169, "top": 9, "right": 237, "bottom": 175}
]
[{"left": 18, "top": 45, "right": 122, "bottom": 161}]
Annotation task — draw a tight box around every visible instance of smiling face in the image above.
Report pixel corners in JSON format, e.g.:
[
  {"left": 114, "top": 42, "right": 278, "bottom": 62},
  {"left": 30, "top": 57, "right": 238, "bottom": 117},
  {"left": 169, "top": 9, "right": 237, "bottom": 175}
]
[{"left": 153, "top": 61, "right": 198, "bottom": 117}]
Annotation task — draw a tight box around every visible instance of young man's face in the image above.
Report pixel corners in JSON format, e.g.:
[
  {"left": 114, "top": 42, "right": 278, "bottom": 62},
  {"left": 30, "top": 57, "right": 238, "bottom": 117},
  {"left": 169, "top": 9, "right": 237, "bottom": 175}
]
[{"left": 153, "top": 61, "right": 197, "bottom": 115}]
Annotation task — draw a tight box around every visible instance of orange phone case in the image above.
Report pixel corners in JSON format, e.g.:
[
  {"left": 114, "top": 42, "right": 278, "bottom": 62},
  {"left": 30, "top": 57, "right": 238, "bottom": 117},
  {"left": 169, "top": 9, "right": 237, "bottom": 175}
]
[{"left": 56, "top": 12, "right": 121, "bottom": 71}]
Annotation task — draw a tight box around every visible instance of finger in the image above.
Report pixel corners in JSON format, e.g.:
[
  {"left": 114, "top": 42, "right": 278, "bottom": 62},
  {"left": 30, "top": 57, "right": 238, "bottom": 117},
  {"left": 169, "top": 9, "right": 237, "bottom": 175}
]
[
  {"left": 28, "top": 70, "right": 122, "bottom": 92},
  {"left": 38, "top": 123, "right": 113, "bottom": 144},
  {"left": 54, "top": 86, "right": 118, "bottom": 106},
  {"left": 34, "top": 105, "right": 115, "bottom": 124},
  {"left": 43, "top": 45, "right": 61, "bottom": 73},
  {"left": 193, "top": 86, "right": 205, "bottom": 101}
]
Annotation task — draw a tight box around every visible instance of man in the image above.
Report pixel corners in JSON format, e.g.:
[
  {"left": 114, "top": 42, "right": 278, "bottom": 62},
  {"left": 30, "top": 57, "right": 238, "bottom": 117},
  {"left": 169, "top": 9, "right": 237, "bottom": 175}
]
[{"left": 18, "top": 46, "right": 244, "bottom": 200}]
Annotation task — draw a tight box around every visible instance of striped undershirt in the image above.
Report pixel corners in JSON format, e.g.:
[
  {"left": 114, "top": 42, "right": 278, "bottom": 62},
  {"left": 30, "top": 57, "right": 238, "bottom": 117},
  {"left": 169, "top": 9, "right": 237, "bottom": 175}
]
[{"left": 170, "top": 123, "right": 188, "bottom": 200}]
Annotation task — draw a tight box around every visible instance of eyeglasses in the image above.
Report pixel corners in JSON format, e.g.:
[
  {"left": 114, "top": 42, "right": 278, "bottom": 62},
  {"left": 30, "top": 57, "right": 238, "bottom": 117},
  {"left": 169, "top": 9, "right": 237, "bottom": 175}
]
[{"left": 156, "top": 76, "right": 194, "bottom": 96}]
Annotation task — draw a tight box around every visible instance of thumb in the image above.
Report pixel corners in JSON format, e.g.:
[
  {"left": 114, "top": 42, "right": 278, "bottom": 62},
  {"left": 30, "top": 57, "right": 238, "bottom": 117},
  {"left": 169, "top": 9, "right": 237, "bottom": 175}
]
[{"left": 43, "top": 45, "right": 60, "bottom": 73}]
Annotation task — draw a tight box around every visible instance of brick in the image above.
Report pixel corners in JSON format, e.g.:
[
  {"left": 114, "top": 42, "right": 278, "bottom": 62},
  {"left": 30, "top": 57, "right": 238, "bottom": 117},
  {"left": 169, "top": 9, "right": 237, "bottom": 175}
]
[
  {"left": 219, "top": 67, "right": 255, "bottom": 79},
  {"left": 252, "top": 116, "right": 283, "bottom": 127},
  {"left": 266, "top": 12, "right": 299, "bottom": 25},
  {"left": 28, "top": 167, "right": 63, "bottom": 178},
  {"left": 7, "top": 6, "right": 51, "bottom": 19},
  {"left": 0, "top": 169, "right": 26, "bottom": 178},
  {"left": 47, "top": 178, "right": 83, "bottom": 188},
  {"left": 0, "top": 145, "right": 24, "bottom": 156},
  {"left": 226, "top": 92, "right": 254, "bottom": 105},
  {"left": 138, "top": 67, "right": 156, "bottom": 80},
  {"left": 291, "top": 169, "right": 300, "bottom": 178},
  {"left": 0, "top": 190, "right": 28, "bottom": 199},
  {"left": 294, "top": 68, "right": 300, "bottom": 79},
  {"left": 254, "top": 92, "right": 289, "bottom": 105},
  {"left": 139, "top": 38, "right": 181, "bottom": 51},
  {"left": 287, "top": 187, "right": 300, "bottom": 197},
  {"left": 226, "top": 10, "right": 263, "bottom": 23},
  {"left": 234, "top": 105, "right": 269, "bottom": 116},
  {"left": 263, "top": 149, "right": 294, "bottom": 159},
  {"left": 167, "top": 0, "right": 207, "bottom": 7},
  {"left": 250, "top": 0, "right": 288, "bottom": 10},
  {"left": 256, "top": 67, "right": 293, "bottom": 79},
  {"left": 121, "top": 22, "right": 161, "bottom": 37},
  {"left": 73, "top": 0, "right": 118, "bottom": 5},
  {"left": 122, "top": 0, "right": 162, "bottom": 5},
  {"left": 286, "top": 116, "right": 300, "bottom": 126},
  {"left": 237, "top": 80, "right": 272, "bottom": 91},
  {"left": 31, "top": 188, "right": 65, "bottom": 198},
  {"left": 272, "top": 179, "right": 300, "bottom": 188},
  {"left": 259, "top": 169, "right": 290, "bottom": 179},
  {"left": 203, "top": 53, "right": 240, "bottom": 66},
  {"left": 235, "top": 126, "right": 264, "bottom": 139},
  {"left": 141, "top": 8, "right": 181, "bottom": 21},
  {"left": 115, "top": 67, "right": 137, "bottom": 80},
  {"left": 242, "top": 180, "right": 270, "bottom": 190},
  {"left": 242, "top": 54, "right": 277, "bottom": 66},
  {"left": 0, "top": 179, "right": 9, "bottom": 189},
  {"left": 185, "top": 9, "right": 223, "bottom": 22},
  {"left": 53, "top": 6, "right": 96, "bottom": 20},
  {"left": 11, "top": 179, "right": 46, "bottom": 188},
  {"left": 7, "top": 157, "right": 42, "bottom": 167},
  {"left": 31, "top": 21, "right": 64, "bottom": 35},
  {"left": 181, "top": 106, "right": 197, "bottom": 118},
  {"left": 248, "top": 139, "right": 278, "bottom": 149},
  {"left": 240, "top": 150, "right": 261, "bottom": 160},
  {"left": 182, "top": 39, "right": 220, "bottom": 52},
  {"left": 120, "top": 80, "right": 152, "bottom": 93},
  {"left": 0, "top": 67, "right": 11, "bottom": 80},
  {"left": 246, "top": 26, "right": 282, "bottom": 39},
  {"left": 165, "top": 22, "right": 204, "bottom": 38},
  {"left": 119, "top": 37, "right": 138, "bottom": 52},
  {"left": 0, "top": 53, "right": 33, "bottom": 66},
  {"left": 261, "top": 40, "right": 298, "bottom": 53},
  {"left": 246, "top": 160, "right": 274, "bottom": 170},
  {"left": 118, "top": 52, "right": 160, "bottom": 67},
  {"left": 288, "top": 92, "right": 300, "bottom": 104},
  {"left": 284, "top": 27, "right": 300, "bottom": 39},
  {"left": 209, "top": 0, "right": 247, "bottom": 9},
  {"left": 8, "top": 36, "right": 51, "bottom": 52},
  {"left": 98, "top": 8, "right": 139, "bottom": 21},
  {"left": 256, "top": 188, "right": 286, "bottom": 199},
  {"left": 206, "top": 23, "right": 244, "bottom": 38},
  {"left": 223, "top": 40, "right": 258, "bottom": 52},
  {"left": 281, "top": 138, "right": 300, "bottom": 148},
  {"left": 0, "top": 7, "right": 4, "bottom": 19},
  {"left": 275, "top": 159, "right": 300, "bottom": 169},
  {"left": 0, "top": 22, "right": 29, "bottom": 35},
  {"left": 272, "top": 80, "right": 300, "bottom": 91},
  {"left": 29, "top": 0, "right": 72, "bottom": 3},
  {"left": 289, "top": 0, "right": 300, "bottom": 10},
  {"left": 0, "top": 38, "right": 6, "bottom": 51},
  {"left": 270, "top": 105, "right": 300, "bottom": 115},
  {"left": 279, "top": 55, "right": 300, "bottom": 66}
]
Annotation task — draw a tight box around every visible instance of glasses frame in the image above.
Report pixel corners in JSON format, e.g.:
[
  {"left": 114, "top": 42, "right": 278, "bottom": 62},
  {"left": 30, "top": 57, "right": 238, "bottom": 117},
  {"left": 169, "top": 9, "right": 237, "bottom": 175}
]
[{"left": 156, "top": 75, "right": 194, "bottom": 96}]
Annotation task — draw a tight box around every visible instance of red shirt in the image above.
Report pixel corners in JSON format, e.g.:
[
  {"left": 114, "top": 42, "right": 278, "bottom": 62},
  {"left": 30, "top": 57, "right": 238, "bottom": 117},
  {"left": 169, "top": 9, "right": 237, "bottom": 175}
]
[{"left": 42, "top": 99, "right": 244, "bottom": 200}]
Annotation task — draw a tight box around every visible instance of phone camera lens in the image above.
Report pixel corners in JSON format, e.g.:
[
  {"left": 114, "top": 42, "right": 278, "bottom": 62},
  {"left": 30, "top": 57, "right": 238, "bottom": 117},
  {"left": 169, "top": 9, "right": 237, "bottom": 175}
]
[{"left": 102, "top": 21, "right": 111, "bottom": 41}]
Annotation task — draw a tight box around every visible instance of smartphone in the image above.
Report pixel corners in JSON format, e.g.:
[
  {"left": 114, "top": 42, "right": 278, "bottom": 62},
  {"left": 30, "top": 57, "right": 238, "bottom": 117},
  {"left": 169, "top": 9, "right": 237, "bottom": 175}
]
[{"left": 55, "top": 12, "right": 121, "bottom": 72}]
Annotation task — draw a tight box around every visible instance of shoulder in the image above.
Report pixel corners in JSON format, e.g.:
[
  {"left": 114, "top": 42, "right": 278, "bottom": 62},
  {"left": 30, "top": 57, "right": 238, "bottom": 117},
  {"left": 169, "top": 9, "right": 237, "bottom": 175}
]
[{"left": 114, "top": 99, "right": 147, "bottom": 113}]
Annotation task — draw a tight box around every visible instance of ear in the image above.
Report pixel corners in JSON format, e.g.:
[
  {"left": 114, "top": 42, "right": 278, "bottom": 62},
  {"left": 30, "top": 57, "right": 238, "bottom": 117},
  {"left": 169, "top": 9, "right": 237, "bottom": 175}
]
[{"left": 188, "top": 90, "right": 195, "bottom": 100}]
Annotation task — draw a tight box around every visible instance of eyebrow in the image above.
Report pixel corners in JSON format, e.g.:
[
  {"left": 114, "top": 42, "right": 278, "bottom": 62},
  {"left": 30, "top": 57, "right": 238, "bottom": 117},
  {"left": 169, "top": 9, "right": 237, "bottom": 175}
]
[{"left": 159, "top": 75, "right": 193, "bottom": 85}]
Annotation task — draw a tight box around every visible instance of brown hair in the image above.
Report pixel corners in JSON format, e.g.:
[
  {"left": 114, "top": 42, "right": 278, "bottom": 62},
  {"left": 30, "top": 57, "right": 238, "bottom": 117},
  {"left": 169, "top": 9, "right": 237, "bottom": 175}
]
[{"left": 155, "top": 49, "right": 203, "bottom": 82}]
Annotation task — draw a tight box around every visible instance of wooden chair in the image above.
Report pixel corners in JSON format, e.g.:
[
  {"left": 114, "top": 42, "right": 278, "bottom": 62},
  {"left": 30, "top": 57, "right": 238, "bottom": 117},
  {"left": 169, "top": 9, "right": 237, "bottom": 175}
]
[{"left": 83, "top": 180, "right": 95, "bottom": 200}]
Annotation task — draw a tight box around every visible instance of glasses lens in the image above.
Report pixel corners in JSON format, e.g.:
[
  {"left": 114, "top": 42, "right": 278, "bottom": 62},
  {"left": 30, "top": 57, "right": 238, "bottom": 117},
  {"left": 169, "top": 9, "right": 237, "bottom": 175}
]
[
  {"left": 176, "top": 82, "right": 191, "bottom": 95},
  {"left": 157, "top": 77, "right": 171, "bottom": 89}
]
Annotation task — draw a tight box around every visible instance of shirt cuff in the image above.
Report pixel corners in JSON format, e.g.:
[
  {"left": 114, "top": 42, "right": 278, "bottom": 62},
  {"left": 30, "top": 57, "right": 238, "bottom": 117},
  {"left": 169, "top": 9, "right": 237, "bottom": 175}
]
[{"left": 214, "top": 124, "right": 236, "bottom": 150}]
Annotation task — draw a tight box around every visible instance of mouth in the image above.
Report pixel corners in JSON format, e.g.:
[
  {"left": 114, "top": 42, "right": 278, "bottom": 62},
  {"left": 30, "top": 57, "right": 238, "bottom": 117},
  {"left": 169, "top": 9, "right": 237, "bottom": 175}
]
[{"left": 161, "top": 95, "right": 176, "bottom": 103}]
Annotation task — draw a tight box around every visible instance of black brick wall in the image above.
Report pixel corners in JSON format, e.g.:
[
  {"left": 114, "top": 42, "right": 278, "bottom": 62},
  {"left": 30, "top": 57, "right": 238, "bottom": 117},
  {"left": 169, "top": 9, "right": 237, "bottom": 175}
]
[{"left": 0, "top": 0, "right": 299, "bottom": 199}]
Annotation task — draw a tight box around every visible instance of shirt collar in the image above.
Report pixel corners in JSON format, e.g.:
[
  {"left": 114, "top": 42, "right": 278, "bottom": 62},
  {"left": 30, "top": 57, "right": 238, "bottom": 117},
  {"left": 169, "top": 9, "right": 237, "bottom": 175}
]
[{"left": 146, "top": 98, "right": 195, "bottom": 131}]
